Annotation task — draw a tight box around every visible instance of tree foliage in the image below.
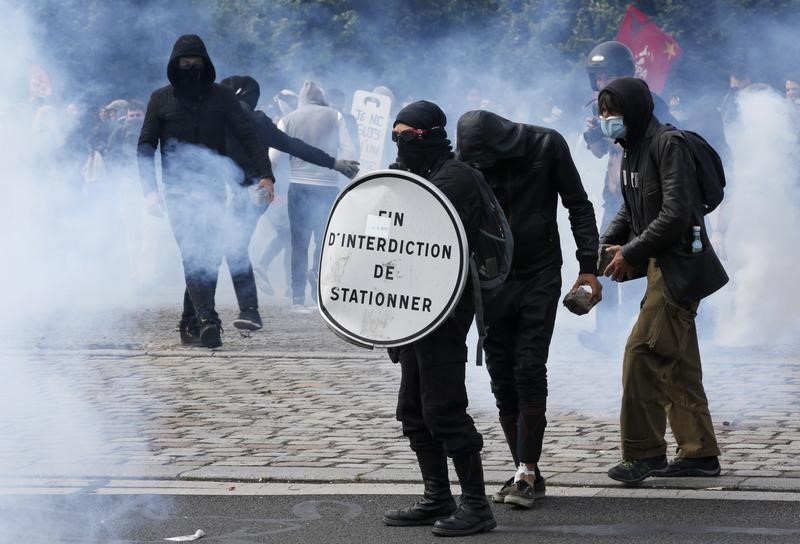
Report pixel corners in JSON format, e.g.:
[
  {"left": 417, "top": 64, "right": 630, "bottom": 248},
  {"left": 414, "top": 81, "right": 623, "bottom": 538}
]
[{"left": 17, "top": 0, "right": 800, "bottom": 107}]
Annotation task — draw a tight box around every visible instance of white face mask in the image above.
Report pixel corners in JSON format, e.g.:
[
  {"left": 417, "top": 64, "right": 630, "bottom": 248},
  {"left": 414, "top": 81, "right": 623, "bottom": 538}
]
[{"left": 600, "top": 116, "right": 626, "bottom": 139}]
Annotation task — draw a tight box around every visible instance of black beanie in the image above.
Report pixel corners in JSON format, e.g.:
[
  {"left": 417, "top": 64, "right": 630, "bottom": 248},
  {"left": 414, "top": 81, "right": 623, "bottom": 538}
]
[
  {"left": 221, "top": 75, "right": 261, "bottom": 109},
  {"left": 394, "top": 100, "right": 447, "bottom": 135}
]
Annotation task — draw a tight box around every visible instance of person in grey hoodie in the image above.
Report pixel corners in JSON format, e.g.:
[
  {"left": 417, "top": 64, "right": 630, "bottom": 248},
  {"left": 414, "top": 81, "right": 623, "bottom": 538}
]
[{"left": 269, "top": 81, "right": 357, "bottom": 308}]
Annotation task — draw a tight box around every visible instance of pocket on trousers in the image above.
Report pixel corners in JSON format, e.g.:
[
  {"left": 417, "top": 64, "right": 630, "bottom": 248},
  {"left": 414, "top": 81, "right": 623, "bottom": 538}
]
[{"left": 646, "top": 300, "right": 696, "bottom": 360}]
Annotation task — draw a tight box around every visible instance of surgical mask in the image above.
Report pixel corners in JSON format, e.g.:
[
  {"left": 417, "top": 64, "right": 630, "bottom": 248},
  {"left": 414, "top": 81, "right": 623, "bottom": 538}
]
[{"left": 600, "top": 116, "right": 626, "bottom": 139}]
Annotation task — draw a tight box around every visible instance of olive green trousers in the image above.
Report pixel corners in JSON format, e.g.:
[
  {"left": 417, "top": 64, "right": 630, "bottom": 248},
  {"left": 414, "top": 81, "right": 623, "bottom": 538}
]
[{"left": 620, "top": 259, "right": 721, "bottom": 460}]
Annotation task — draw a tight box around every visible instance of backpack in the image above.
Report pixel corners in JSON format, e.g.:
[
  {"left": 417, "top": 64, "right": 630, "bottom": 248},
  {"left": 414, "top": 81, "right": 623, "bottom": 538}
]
[
  {"left": 468, "top": 173, "right": 514, "bottom": 365},
  {"left": 657, "top": 126, "right": 726, "bottom": 214}
]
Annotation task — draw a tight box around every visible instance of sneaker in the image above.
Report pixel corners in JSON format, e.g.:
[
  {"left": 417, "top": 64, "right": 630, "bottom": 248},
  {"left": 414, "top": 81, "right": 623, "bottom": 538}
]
[
  {"left": 178, "top": 318, "right": 201, "bottom": 345},
  {"left": 607, "top": 455, "right": 667, "bottom": 484},
  {"left": 233, "top": 307, "right": 263, "bottom": 331},
  {"left": 657, "top": 456, "right": 721, "bottom": 477},
  {"left": 199, "top": 319, "right": 223, "bottom": 348},
  {"left": 290, "top": 304, "right": 312, "bottom": 314},
  {"left": 504, "top": 477, "right": 546, "bottom": 509},
  {"left": 491, "top": 477, "right": 515, "bottom": 503}
]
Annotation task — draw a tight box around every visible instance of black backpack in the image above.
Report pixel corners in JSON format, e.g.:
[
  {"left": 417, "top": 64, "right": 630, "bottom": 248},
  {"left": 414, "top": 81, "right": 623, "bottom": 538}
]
[
  {"left": 656, "top": 126, "right": 726, "bottom": 214},
  {"left": 468, "top": 173, "right": 514, "bottom": 365}
]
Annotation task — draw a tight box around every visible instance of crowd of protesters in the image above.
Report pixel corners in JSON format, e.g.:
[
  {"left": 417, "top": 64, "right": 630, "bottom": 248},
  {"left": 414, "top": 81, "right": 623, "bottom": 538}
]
[
  {"left": 6, "top": 31, "right": 800, "bottom": 538},
  {"left": 13, "top": 38, "right": 800, "bottom": 337}
]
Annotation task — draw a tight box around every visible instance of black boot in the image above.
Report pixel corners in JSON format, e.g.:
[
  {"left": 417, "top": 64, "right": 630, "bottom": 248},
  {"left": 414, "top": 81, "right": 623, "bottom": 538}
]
[
  {"left": 432, "top": 452, "right": 496, "bottom": 537},
  {"left": 383, "top": 449, "right": 456, "bottom": 526}
]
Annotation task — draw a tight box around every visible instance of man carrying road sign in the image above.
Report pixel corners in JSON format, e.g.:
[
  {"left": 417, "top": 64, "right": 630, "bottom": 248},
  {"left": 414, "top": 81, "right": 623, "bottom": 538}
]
[{"left": 321, "top": 100, "right": 496, "bottom": 537}]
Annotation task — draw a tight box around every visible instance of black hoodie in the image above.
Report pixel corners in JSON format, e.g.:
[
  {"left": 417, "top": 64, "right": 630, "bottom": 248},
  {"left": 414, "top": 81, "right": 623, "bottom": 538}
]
[
  {"left": 457, "top": 110, "right": 599, "bottom": 276},
  {"left": 137, "top": 35, "right": 271, "bottom": 195}
]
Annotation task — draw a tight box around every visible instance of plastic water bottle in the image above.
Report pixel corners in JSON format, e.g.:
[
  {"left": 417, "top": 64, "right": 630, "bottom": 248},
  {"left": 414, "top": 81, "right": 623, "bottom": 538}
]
[{"left": 691, "top": 226, "right": 703, "bottom": 253}]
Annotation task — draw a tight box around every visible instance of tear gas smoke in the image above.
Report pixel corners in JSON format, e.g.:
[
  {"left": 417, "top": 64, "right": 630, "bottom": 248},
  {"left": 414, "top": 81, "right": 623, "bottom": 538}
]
[
  {"left": 711, "top": 87, "right": 800, "bottom": 345},
  {"left": 0, "top": 5, "right": 798, "bottom": 535}
]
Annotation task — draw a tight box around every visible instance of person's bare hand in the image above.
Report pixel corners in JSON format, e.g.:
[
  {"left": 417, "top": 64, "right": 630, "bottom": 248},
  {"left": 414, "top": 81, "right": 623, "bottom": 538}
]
[
  {"left": 257, "top": 177, "right": 275, "bottom": 204},
  {"left": 603, "top": 245, "right": 635, "bottom": 282},
  {"left": 570, "top": 273, "right": 603, "bottom": 304}
]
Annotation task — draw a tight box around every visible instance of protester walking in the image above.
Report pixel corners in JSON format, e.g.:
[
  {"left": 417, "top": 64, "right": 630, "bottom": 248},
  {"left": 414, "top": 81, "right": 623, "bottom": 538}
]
[
  {"left": 457, "top": 109, "right": 600, "bottom": 507},
  {"left": 597, "top": 77, "right": 728, "bottom": 483},
  {"left": 137, "top": 34, "right": 274, "bottom": 348}
]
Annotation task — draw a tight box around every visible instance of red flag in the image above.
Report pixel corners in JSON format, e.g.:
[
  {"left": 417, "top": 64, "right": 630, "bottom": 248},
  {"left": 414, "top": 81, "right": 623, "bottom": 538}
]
[{"left": 616, "top": 5, "right": 682, "bottom": 93}]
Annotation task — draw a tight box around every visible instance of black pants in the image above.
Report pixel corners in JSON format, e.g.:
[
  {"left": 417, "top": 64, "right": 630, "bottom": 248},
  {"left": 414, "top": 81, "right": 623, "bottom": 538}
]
[
  {"left": 287, "top": 183, "right": 338, "bottom": 304},
  {"left": 164, "top": 191, "right": 225, "bottom": 322},
  {"left": 395, "top": 292, "right": 483, "bottom": 458},
  {"left": 484, "top": 267, "right": 561, "bottom": 465},
  {"left": 223, "top": 183, "right": 268, "bottom": 311}
]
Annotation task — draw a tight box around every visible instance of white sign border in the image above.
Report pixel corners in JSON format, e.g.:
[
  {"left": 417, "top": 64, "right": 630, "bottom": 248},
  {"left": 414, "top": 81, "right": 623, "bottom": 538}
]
[{"left": 317, "top": 169, "right": 469, "bottom": 349}]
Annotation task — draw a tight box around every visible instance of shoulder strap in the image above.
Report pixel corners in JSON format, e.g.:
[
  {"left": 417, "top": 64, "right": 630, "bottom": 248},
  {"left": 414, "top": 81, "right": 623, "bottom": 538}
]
[{"left": 469, "top": 257, "right": 485, "bottom": 366}]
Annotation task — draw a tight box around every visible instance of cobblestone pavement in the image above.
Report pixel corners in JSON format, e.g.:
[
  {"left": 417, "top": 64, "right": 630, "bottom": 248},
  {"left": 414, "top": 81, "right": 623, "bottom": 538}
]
[{"left": 2, "top": 302, "right": 799, "bottom": 493}]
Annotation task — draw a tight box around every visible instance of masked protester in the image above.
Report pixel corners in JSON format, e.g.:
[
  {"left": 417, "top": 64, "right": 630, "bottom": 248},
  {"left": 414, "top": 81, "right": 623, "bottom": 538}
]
[
  {"left": 217, "top": 75, "right": 359, "bottom": 330},
  {"left": 382, "top": 101, "right": 496, "bottom": 537},
  {"left": 580, "top": 41, "right": 678, "bottom": 354},
  {"left": 137, "top": 34, "right": 274, "bottom": 348},
  {"left": 598, "top": 78, "right": 728, "bottom": 483},
  {"left": 457, "top": 110, "right": 600, "bottom": 508}
]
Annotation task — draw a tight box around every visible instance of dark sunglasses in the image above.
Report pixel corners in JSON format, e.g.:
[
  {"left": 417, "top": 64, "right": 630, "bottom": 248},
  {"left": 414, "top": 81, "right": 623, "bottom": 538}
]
[
  {"left": 391, "top": 126, "right": 443, "bottom": 143},
  {"left": 392, "top": 128, "right": 426, "bottom": 143}
]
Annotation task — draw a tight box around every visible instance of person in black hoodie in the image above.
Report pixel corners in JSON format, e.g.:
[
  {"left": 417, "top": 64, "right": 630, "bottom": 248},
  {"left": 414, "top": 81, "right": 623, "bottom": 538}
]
[
  {"left": 382, "top": 101, "right": 496, "bottom": 537},
  {"left": 457, "top": 110, "right": 600, "bottom": 508},
  {"left": 137, "top": 35, "right": 273, "bottom": 348},
  {"left": 598, "top": 77, "right": 728, "bottom": 483},
  {"left": 214, "top": 75, "right": 358, "bottom": 331}
]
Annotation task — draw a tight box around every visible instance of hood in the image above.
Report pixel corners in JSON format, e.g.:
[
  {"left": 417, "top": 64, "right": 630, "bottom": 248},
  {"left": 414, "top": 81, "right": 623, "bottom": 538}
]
[
  {"left": 298, "top": 80, "right": 328, "bottom": 107},
  {"left": 167, "top": 34, "right": 216, "bottom": 87},
  {"left": 456, "top": 110, "right": 527, "bottom": 165},
  {"left": 220, "top": 75, "right": 260, "bottom": 110},
  {"left": 598, "top": 77, "right": 653, "bottom": 146}
]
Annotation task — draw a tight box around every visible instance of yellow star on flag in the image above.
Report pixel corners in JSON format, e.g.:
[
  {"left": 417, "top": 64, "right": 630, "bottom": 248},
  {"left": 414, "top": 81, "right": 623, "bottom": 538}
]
[{"left": 664, "top": 41, "right": 678, "bottom": 60}]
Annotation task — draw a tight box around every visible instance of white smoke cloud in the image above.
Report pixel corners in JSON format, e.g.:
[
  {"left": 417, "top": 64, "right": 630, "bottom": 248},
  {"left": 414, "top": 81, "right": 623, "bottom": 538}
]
[{"left": 712, "top": 86, "right": 800, "bottom": 345}]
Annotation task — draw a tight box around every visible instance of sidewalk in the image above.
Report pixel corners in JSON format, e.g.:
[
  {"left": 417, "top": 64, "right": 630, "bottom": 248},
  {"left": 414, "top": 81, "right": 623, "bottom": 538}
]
[{"left": 2, "top": 303, "right": 799, "bottom": 494}]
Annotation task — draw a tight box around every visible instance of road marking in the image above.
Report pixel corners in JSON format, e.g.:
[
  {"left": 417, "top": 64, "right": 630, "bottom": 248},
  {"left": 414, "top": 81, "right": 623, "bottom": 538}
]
[{"left": 1, "top": 479, "right": 799, "bottom": 501}]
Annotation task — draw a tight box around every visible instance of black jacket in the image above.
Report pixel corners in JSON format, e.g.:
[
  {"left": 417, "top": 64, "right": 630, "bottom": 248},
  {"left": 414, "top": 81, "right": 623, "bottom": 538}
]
[
  {"left": 137, "top": 35, "right": 271, "bottom": 195},
  {"left": 227, "top": 101, "right": 335, "bottom": 185},
  {"left": 601, "top": 78, "right": 728, "bottom": 304},
  {"left": 457, "top": 110, "right": 599, "bottom": 277},
  {"left": 220, "top": 75, "right": 336, "bottom": 185}
]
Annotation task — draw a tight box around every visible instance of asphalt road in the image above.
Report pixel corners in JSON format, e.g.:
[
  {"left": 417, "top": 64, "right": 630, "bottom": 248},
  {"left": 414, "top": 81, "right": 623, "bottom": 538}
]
[{"left": 2, "top": 493, "right": 799, "bottom": 544}]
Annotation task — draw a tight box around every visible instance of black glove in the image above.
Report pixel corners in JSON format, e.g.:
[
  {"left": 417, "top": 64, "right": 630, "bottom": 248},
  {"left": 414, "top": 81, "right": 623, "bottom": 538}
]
[{"left": 333, "top": 159, "right": 359, "bottom": 179}]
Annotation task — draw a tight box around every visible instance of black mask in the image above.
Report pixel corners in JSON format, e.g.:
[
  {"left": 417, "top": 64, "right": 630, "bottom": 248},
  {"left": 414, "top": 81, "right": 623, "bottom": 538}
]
[
  {"left": 396, "top": 137, "right": 452, "bottom": 177},
  {"left": 177, "top": 66, "right": 205, "bottom": 97}
]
